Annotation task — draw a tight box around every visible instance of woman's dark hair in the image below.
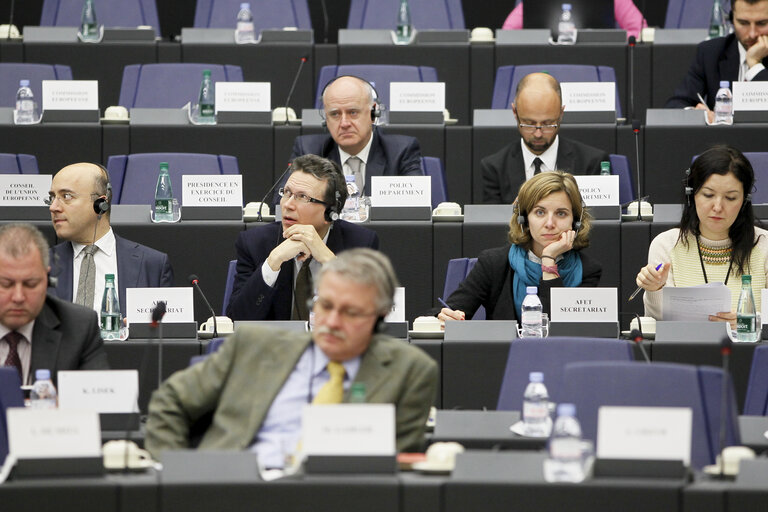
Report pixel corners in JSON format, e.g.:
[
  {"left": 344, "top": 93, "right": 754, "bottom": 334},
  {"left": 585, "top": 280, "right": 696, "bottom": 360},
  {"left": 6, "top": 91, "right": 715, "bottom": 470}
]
[{"left": 679, "top": 144, "right": 757, "bottom": 275}]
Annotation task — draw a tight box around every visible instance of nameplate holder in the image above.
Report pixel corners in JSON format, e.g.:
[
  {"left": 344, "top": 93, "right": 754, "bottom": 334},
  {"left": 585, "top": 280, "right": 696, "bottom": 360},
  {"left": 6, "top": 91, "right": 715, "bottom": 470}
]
[
  {"left": 215, "top": 82, "right": 270, "bottom": 114},
  {"left": 259, "top": 29, "right": 313, "bottom": 43},
  {"left": 549, "top": 321, "right": 619, "bottom": 338},
  {"left": 42, "top": 80, "right": 99, "bottom": 119},
  {"left": 99, "top": 413, "right": 140, "bottom": 431},
  {"left": 574, "top": 175, "right": 620, "bottom": 207},
  {"left": 735, "top": 459, "right": 768, "bottom": 485},
  {"left": 384, "top": 287, "right": 406, "bottom": 323},
  {"left": 58, "top": 370, "right": 139, "bottom": 413},
  {"left": 371, "top": 176, "right": 431, "bottom": 208},
  {"left": 444, "top": 320, "right": 518, "bottom": 342},
  {"left": 597, "top": 406, "right": 692, "bottom": 467},
  {"left": 129, "top": 108, "right": 188, "bottom": 125},
  {"left": 41, "top": 109, "right": 100, "bottom": 123},
  {"left": 560, "top": 82, "right": 616, "bottom": 112},
  {"left": 369, "top": 206, "right": 431, "bottom": 220},
  {"left": 182, "top": 174, "right": 243, "bottom": 211},
  {"left": 126, "top": 287, "right": 195, "bottom": 325},
  {"left": 560, "top": 110, "right": 616, "bottom": 124},
  {"left": 10, "top": 457, "right": 104, "bottom": 479},
  {"left": 302, "top": 404, "right": 396, "bottom": 473},
  {"left": 380, "top": 321, "right": 408, "bottom": 339},
  {"left": 0, "top": 175, "right": 51, "bottom": 209},
  {"left": 587, "top": 205, "right": 622, "bottom": 220},
  {"left": 733, "top": 81, "right": 768, "bottom": 112},
  {"left": 129, "top": 322, "right": 198, "bottom": 339},
  {"left": 593, "top": 458, "right": 688, "bottom": 479},
  {"left": 654, "top": 321, "right": 728, "bottom": 343},
  {"left": 304, "top": 455, "right": 397, "bottom": 474},
  {"left": 495, "top": 28, "right": 550, "bottom": 45},
  {"left": 233, "top": 320, "right": 308, "bottom": 332},
  {"left": 216, "top": 111, "right": 271, "bottom": 124},
  {"left": 415, "top": 29, "right": 469, "bottom": 43},
  {"left": 388, "top": 111, "right": 444, "bottom": 124},
  {"left": 101, "top": 27, "right": 155, "bottom": 41},
  {"left": 551, "top": 288, "right": 617, "bottom": 323},
  {"left": 734, "top": 110, "right": 768, "bottom": 123},
  {"left": 182, "top": 206, "right": 243, "bottom": 220},
  {"left": 576, "top": 29, "right": 627, "bottom": 43}
]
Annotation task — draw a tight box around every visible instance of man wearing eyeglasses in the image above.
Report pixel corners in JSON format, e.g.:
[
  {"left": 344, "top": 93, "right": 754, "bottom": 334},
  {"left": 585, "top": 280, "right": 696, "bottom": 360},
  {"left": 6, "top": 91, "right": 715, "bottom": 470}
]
[
  {"left": 481, "top": 72, "right": 609, "bottom": 204},
  {"left": 48, "top": 163, "right": 174, "bottom": 315},
  {"left": 147, "top": 249, "right": 437, "bottom": 463},
  {"left": 226, "top": 154, "right": 379, "bottom": 321}
]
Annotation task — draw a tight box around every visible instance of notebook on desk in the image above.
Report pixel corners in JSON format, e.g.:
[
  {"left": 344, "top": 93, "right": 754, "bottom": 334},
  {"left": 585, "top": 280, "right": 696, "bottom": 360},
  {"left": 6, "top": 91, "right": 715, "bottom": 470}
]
[{"left": 523, "top": 0, "right": 615, "bottom": 33}]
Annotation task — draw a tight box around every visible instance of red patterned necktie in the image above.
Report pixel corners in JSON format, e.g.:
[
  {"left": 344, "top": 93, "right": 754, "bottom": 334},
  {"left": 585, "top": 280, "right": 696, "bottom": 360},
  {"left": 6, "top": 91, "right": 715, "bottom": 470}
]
[{"left": 3, "top": 331, "right": 23, "bottom": 381}]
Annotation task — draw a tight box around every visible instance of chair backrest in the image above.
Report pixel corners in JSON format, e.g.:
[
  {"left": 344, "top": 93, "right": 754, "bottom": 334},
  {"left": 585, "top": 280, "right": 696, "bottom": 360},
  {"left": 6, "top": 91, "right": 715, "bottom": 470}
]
[
  {"left": 118, "top": 63, "right": 244, "bottom": 109},
  {"left": 744, "top": 344, "right": 768, "bottom": 415},
  {"left": 347, "top": 0, "right": 465, "bottom": 29},
  {"left": 491, "top": 64, "right": 622, "bottom": 117},
  {"left": 443, "top": 257, "right": 485, "bottom": 320},
  {"left": 609, "top": 153, "right": 635, "bottom": 206},
  {"left": 221, "top": 259, "right": 237, "bottom": 315},
  {"left": 106, "top": 153, "right": 240, "bottom": 204},
  {"left": 560, "top": 361, "right": 735, "bottom": 469},
  {"left": 0, "top": 63, "right": 73, "bottom": 109},
  {"left": 0, "top": 368, "right": 24, "bottom": 465},
  {"left": 744, "top": 152, "right": 768, "bottom": 204},
  {"left": 0, "top": 154, "right": 40, "bottom": 174},
  {"left": 421, "top": 156, "right": 447, "bottom": 208},
  {"left": 194, "top": 0, "right": 311, "bottom": 30},
  {"left": 315, "top": 65, "right": 439, "bottom": 110},
  {"left": 697, "top": 365, "right": 741, "bottom": 453},
  {"left": 40, "top": 0, "right": 161, "bottom": 36},
  {"left": 665, "top": 0, "right": 726, "bottom": 28},
  {"left": 496, "top": 338, "right": 634, "bottom": 411}
]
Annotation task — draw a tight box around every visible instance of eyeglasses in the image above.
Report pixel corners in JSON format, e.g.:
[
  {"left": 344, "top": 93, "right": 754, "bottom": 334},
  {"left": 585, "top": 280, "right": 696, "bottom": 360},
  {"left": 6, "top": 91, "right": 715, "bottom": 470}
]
[
  {"left": 312, "top": 296, "right": 379, "bottom": 321},
  {"left": 325, "top": 108, "right": 364, "bottom": 121},
  {"left": 278, "top": 187, "right": 329, "bottom": 206},
  {"left": 44, "top": 192, "right": 98, "bottom": 206},
  {"left": 518, "top": 123, "right": 559, "bottom": 134}
]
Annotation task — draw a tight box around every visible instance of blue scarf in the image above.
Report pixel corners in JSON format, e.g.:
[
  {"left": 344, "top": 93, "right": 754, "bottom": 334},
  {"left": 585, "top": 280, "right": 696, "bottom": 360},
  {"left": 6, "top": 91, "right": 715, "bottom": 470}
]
[{"left": 508, "top": 244, "right": 583, "bottom": 318}]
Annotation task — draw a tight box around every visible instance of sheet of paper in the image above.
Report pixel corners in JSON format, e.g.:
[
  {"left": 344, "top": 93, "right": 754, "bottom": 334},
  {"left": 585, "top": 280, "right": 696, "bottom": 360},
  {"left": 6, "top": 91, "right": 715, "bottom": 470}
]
[{"left": 662, "top": 283, "right": 731, "bottom": 321}]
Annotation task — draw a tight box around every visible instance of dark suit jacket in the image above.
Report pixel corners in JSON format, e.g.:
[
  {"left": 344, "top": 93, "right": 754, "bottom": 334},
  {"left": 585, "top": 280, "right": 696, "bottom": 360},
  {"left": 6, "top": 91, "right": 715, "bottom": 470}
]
[
  {"left": 145, "top": 325, "right": 438, "bottom": 457},
  {"left": 226, "top": 220, "right": 379, "bottom": 321},
  {"left": 49, "top": 235, "right": 174, "bottom": 312},
  {"left": 666, "top": 34, "right": 768, "bottom": 109},
  {"left": 443, "top": 245, "right": 603, "bottom": 320},
  {"left": 481, "top": 137, "right": 610, "bottom": 204},
  {"left": 289, "top": 127, "right": 423, "bottom": 196},
  {"left": 29, "top": 295, "right": 110, "bottom": 385}
]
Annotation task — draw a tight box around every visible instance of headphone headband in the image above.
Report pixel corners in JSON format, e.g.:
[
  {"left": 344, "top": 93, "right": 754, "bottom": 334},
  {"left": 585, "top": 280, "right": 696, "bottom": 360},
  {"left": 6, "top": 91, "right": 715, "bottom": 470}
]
[{"left": 319, "top": 75, "right": 381, "bottom": 125}]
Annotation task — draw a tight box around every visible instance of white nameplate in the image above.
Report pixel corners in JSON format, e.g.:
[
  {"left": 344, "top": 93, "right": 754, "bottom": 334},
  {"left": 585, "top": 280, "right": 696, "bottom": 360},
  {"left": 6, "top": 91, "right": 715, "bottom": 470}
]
[
  {"left": 125, "top": 287, "right": 195, "bottom": 324},
  {"left": 215, "top": 82, "right": 271, "bottom": 113},
  {"left": 574, "top": 175, "right": 620, "bottom": 206},
  {"left": 182, "top": 174, "right": 243, "bottom": 207},
  {"left": 733, "top": 81, "right": 768, "bottom": 111},
  {"left": 42, "top": 80, "right": 99, "bottom": 111},
  {"left": 550, "top": 287, "right": 617, "bottom": 323},
  {"left": 7, "top": 409, "right": 101, "bottom": 459},
  {"left": 389, "top": 82, "right": 445, "bottom": 112},
  {"left": 58, "top": 370, "right": 139, "bottom": 413},
  {"left": 302, "top": 404, "right": 395, "bottom": 456},
  {"left": 560, "top": 82, "right": 616, "bottom": 112},
  {"left": 370, "top": 176, "right": 431, "bottom": 207},
  {"left": 0, "top": 175, "right": 52, "bottom": 206},
  {"left": 597, "top": 406, "right": 692, "bottom": 466},
  {"left": 385, "top": 287, "right": 405, "bottom": 322}
]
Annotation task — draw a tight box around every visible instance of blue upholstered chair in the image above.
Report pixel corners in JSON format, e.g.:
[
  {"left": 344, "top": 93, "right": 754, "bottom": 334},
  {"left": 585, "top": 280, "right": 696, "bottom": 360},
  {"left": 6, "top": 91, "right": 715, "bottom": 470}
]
[
  {"left": 0, "top": 63, "right": 72, "bottom": 108},
  {"left": 194, "top": 0, "right": 311, "bottom": 30},
  {"left": 40, "top": 0, "right": 161, "bottom": 36},
  {"left": 347, "top": 0, "right": 465, "bottom": 29},
  {"left": 0, "top": 154, "right": 39, "bottom": 174}
]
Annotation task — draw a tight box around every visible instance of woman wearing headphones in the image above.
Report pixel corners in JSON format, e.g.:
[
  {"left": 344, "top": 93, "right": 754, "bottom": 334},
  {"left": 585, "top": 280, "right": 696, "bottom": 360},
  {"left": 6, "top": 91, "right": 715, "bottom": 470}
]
[
  {"left": 439, "top": 171, "right": 602, "bottom": 322},
  {"left": 636, "top": 145, "right": 768, "bottom": 321}
]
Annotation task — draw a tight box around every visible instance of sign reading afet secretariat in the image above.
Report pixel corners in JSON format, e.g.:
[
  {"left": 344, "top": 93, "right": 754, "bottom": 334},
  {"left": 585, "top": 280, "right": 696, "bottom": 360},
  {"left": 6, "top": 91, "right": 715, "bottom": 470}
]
[{"left": 126, "top": 287, "right": 195, "bottom": 324}]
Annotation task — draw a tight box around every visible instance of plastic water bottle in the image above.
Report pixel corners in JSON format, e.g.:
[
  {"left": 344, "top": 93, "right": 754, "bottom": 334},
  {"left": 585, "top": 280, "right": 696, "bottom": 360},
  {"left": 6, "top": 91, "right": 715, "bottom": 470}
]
[
  {"left": 153, "top": 162, "right": 174, "bottom": 222},
  {"left": 548, "top": 403, "right": 584, "bottom": 482},
  {"left": 708, "top": 0, "right": 726, "bottom": 39},
  {"left": 395, "top": 0, "right": 413, "bottom": 44},
  {"left": 523, "top": 372, "right": 550, "bottom": 437},
  {"left": 600, "top": 161, "right": 611, "bottom": 176},
  {"left": 737, "top": 274, "right": 759, "bottom": 342},
  {"left": 235, "top": 2, "right": 256, "bottom": 44},
  {"left": 198, "top": 69, "right": 215, "bottom": 122},
  {"left": 100, "top": 274, "right": 121, "bottom": 339},
  {"left": 30, "top": 369, "right": 57, "bottom": 409},
  {"left": 340, "top": 175, "right": 361, "bottom": 221},
  {"left": 520, "top": 286, "right": 544, "bottom": 338},
  {"left": 80, "top": 0, "right": 98, "bottom": 40},
  {"left": 557, "top": 4, "right": 576, "bottom": 44},
  {"left": 714, "top": 81, "right": 733, "bottom": 125},
  {"left": 15, "top": 80, "right": 36, "bottom": 125}
]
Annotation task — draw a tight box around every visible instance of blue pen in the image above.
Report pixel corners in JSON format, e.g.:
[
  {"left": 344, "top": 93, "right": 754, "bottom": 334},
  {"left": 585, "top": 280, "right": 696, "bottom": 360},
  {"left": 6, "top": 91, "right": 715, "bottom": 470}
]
[
  {"left": 437, "top": 297, "right": 451, "bottom": 309},
  {"left": 628, "top": 263, "right": 663, "bottom": 301}
]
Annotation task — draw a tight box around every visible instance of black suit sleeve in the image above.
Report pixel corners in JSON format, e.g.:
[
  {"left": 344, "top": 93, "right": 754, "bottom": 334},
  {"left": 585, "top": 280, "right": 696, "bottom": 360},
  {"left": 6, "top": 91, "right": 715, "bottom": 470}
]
[
  {"left": 398, "top": 137, "right": 423, "bottom": 176},
  {"left": 78, "top": 308, "right": 110, "bottom": 370},
  {"left": 665, "top": 41, "right": 709, "bottom": 108},
  {"left": 226, "top": 230, "right": 281, "bottom": 320},
  {"left": 159, "top": 253, "right": 174, "bottom": 287},
  {"left": 481, "top": 156, "right": 504, "bottom": 204}
]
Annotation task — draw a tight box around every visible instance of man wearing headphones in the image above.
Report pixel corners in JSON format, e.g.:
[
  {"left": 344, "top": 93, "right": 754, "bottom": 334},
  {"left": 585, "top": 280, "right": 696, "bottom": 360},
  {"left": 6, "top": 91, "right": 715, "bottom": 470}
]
[
  {"left": 147, "top": 249, "right": 437, "bottom": 463},
  {"left": 227, "top": 154, "right": 379, "bottom": 321},
  {"left": 666, "top": 0, "right": 768, "bottom": 119},
  {"left": 288, "top": 75, "right": 423, "bottom": 196},
  {"left": 48, "top": 162, "right": 174, "bottom": 314}
]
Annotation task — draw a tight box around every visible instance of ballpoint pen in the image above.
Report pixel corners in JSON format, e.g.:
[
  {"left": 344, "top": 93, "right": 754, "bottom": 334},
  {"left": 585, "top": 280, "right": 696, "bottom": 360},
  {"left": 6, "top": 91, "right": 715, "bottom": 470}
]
[
  {"left": 628, "top": 263, "right": 663, "bottom": 302},
  {"left": 437, "top": 297, "right": 451, "bottom": 309},
  {"left": 697, "top": 93, "right": 709, "bottom": 109}
]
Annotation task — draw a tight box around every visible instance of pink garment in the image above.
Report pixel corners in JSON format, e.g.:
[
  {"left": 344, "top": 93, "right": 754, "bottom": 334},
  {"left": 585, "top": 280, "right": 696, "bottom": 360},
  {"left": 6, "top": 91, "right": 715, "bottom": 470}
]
[{"left": 502, "top": 0, "right": 647, "bottom": 39}]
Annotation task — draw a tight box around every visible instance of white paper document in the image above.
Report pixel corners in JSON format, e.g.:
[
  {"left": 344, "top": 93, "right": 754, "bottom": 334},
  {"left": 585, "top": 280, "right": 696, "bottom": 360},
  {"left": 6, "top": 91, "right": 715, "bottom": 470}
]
[{"left": 662, "top": 283, "right": 731, "bottom": 321}]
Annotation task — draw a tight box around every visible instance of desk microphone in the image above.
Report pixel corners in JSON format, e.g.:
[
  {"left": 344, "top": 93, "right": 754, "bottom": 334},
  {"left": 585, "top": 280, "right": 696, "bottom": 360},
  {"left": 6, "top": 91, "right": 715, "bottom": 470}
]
[
  {"left": 632, "top": 119, "right": 644, "bottom": 221},
  {"left": 151, "top": 301, "right": 167, "bottom": 389},
  {"left": 627, "top": 36, "right": 636, "bottom": 124},
  {"left": 189, "top": 274, "right": 217, "bottom": 337},
  {"left": 282, "top": 55, "right": 309, "bottom": 125},
  {"left": 717, "top": 334, "right": 733, "bottom": 477},
  {"left": 629, "top": 329, "right": 650, "bottom": 363},
  {"left": 257, "top": 162, "right": 292, "bottom": 221}
]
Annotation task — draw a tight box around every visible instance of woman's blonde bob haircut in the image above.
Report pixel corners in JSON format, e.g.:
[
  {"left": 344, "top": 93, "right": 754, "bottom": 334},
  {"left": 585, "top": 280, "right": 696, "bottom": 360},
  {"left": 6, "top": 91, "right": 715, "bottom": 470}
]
[{"left": 508, "top": 171, "right": 592, "bottom": 250}]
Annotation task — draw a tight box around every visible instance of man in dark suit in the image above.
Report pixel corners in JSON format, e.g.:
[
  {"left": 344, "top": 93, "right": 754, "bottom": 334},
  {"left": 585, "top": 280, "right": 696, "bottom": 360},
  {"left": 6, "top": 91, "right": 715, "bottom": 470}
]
[
  {"left": 48, "top": 163, "right": 174, "bottom": 313},
  {"left": 147, "top": 249, "right": 437, "bottom": 463},
  {"left": 0, "top": 224, "right": 108, "bottom": 385},
  {"left": 481, "top": 72, "right": 609, "bottom": 204},
  {"left": 227, "top": 155, "right": 379, "bottom": 321},
  {"left": 666, "top": 0, "right": 768, "bottom": 120},
  {"left": 289, "top": 75, "right": 423, "bottom": 196}
]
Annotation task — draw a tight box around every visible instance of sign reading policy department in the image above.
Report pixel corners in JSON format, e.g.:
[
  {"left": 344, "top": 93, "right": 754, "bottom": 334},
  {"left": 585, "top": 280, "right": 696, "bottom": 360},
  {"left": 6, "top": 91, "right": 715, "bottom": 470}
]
[
  {"left": 370, "top": 176, "right": 431, "bottom": 207},
  {"left": 126, "top": 287, "right": 194, "bottom": 324},
  {"left": 550, "top": 288, "right": 617, "bottom": 323},
  {"left": 182, "top": 175, "right": 243, "bottom": 207}
]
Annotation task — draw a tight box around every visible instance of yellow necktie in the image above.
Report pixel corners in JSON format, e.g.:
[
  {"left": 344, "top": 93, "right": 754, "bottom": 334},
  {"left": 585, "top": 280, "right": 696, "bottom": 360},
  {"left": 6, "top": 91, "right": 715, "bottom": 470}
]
[{"left": 312, "top": 361, "right": 346, "bottom": 404}]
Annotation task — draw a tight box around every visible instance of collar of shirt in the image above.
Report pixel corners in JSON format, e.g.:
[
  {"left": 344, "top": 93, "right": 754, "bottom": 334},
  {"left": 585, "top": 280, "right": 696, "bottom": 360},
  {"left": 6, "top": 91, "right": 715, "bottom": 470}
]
[
  {"left": 338, "top": 130, "right": 374, "bottom": 170},
  {"left": 0, "top": 321, "right": 35, "bottom": 345},
  {"left": 310, "top": 341, "right": 361, "bottom": 384},
  {"left": 72, "top": 227, "right": 116, "bottom": 259},
  {"left": 520, "top": 135, "right": 559, "bottom": 180}
]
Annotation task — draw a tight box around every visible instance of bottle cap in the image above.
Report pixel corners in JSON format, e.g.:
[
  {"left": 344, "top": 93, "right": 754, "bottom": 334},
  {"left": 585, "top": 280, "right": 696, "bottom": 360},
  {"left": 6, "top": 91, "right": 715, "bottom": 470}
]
[
  {"left": 35, "top": 369, "right": 51, "bottom": 380},
  {"left": 529, "top": 371, "right": 544, "bottom": 382},
  {"left": 19, "top": 79, "right": 30, "bottom": 87},
  {"left": 241, "top": 2, "right": 250, "bottom": 8},
  {"left": 526, "top": 286, "right": 538, "bottom": 295},
  {"left": 742, "top": 274, "right": 752, "bottom": 284},
  {"left": 557, "top": 403, "right": 576, "bottom": 417},
  {"left": 159, "top": 162, "right": 169, "bottom": 171},
  {"left": 719, "top": 80, "right": 729, "bottom": 88},
  {"left": 562, "top": 3, "right": 572, "bottom": 9},
  {"left": 203, "top": 69, "right": 212, "bottom": 77},
  {"left": 105, "top": 273, "right": 115, "bottom": 281}
]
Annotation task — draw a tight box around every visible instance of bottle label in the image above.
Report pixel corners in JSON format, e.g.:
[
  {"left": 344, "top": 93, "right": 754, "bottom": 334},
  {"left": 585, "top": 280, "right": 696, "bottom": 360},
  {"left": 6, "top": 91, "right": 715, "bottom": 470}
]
[
  {"left": 155, "top": 198, "right": 171, "bottom": 214},
  {"left": 523, "top": 401, "right": 549, "bottom": 420},
  {"left": 521, "top": 311, "right": 542, "bottom": 324},
  {"left": 737, "top": 314, "right": 756, "bottom": 333},
  {"left": 550, "top": 438, "right": 582, "bottom": 460}
]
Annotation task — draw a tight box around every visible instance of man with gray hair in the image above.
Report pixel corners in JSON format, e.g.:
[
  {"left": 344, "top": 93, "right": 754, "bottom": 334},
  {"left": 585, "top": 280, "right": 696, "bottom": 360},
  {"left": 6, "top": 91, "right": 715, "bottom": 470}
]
[
  {"left": 146, "top": 248, "right": 437, "bottom": 465},
  {"left": 0, "top": 223, "right": 108, "bottom": 385}
]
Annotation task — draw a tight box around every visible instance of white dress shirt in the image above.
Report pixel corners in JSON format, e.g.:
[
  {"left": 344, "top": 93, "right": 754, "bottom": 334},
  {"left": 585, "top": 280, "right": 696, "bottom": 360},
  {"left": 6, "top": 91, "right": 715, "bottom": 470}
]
[
  {"left": 71, "top": 228, "right": 118, "bottom": 314},
  {"left": 520, "top": 136, "right": 560, "bottom": 181}
]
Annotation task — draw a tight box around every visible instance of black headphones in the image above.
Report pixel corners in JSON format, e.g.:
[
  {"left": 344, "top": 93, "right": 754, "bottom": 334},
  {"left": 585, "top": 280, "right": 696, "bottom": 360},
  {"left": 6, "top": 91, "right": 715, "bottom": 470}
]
[
  {"left": 684, "top": 166, "right": 753, "bottom": 207},
  {"left": 93, "top": 163, "right": 112, "bottom": 216},
  {"left": 514, "top": 200, "right": 584, "bottom": 233},
  {"left": 324, "top": 189, "right": 342, "bottom": 223},
  {"left": 319, "top": 75, "right": 381, "bottom": 126}
]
